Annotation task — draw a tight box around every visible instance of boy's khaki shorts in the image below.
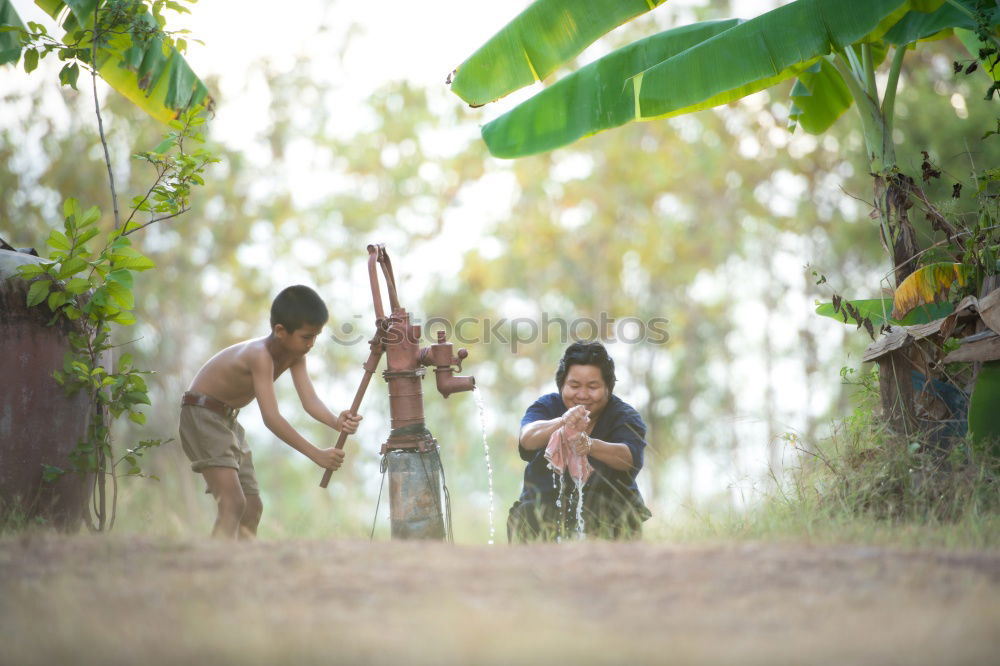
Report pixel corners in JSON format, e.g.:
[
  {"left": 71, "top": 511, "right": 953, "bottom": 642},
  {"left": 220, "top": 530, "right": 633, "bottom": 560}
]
[{"left": 179, "top": 404, "right": 260, "bottom": 496}]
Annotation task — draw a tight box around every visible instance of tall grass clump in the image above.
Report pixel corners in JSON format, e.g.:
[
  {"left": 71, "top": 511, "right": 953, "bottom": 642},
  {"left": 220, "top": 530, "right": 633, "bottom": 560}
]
[
  {"left": 766, "top": 367, "right": 998, "bottom": 547},
  {"left": 664, "top": 367, "right": 1000, "bottom": 549}
]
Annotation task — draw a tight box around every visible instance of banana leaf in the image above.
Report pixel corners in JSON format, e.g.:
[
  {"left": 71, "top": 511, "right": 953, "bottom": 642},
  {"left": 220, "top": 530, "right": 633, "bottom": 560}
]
[
  {"left": 480, "top": 0, "right": 921, "bottom": 158},
  {"left": 790, "top": 41, "right": 891, "bottom": 135},
  {"left": 891, "top": 262, "right": 974, "bottom": 319},
  {"left": 0, "top": 0, "right": 210, "bottom": 124},
  {"left": 450, "top": 0, "right": 668, "bottom": 107},
  {"left": 815, "top": 297, "right": 953, "bottom": 327},
  {"left": 789, "top": 0, "right": 997, "bottom": 136},
  {"left": 789, "top": 61, "right": 847, "bottom": 134},
  {"left": 0, "top": 0, "right": 24, "bottom": 65},
  {"left": 883, "top": 0, "right": 999, "bottom": 45},
  {"left": 634, "top": 0, "right": 914, "bottom": 118},
  {"left": 788, "top": 57, "right": 856, "bottom": 135},
  {"left": 481, "top": 19, "right": 740, "bottom": 158},
  {"left": 969, "top": 361, "right": 1000, "bottom": 456}
]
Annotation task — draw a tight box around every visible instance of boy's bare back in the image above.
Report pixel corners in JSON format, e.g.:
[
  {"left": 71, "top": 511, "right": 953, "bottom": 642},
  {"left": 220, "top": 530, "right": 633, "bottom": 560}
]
[
  {"left": 188, "top": 337, "right": 279, "bottom": 408},
  {"left": 187, "top": 318, "right": 320, "bottom": 410}
]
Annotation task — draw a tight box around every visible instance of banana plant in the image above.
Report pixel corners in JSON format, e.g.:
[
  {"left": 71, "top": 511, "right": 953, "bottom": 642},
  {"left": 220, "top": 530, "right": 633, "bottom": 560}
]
[
  {"left": 0, "top": 0, "right": 210, "bottom": 124},
  {"left": 450, "top": 0, "right": 998, "bottom": 283},
  {"left": 450, "top": 0, "right": 1000, "bottom": 435},
  {"left": 451, "top": 0, "right": 994, "bottom": 163}
]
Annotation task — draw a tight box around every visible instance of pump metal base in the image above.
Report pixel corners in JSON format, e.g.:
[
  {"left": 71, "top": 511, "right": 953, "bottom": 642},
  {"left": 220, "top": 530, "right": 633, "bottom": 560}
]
[{"left": 386, "top": 448, "right": 447, "bottom": 540}]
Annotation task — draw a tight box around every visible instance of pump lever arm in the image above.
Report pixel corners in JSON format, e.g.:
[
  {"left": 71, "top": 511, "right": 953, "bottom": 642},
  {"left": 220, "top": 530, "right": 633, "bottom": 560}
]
[{"left": 320, "top": 336, "right": 385, "bottom": 488}]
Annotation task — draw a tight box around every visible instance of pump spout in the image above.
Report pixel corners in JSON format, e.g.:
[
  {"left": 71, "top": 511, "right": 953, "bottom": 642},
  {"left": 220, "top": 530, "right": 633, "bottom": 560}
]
[
  {"left": 435, "top": 370, "right": 475, "bottom": 398},
  {"left": 422, "top": 330, "right": 476, "bottom": 399}
]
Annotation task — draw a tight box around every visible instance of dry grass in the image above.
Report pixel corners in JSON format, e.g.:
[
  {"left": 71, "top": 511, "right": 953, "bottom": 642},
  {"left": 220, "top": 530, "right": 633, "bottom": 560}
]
[{"left": 1, "top": 534, "right": 997, "bottom": 665}]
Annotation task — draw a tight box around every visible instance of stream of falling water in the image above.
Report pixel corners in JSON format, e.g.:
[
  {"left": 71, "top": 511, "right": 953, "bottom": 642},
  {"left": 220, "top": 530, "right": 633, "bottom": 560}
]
[
  {"left": 473, "top": 389, "right": 496, "bottom": 544},
  {"left": 574, "top": 481, "right": 586, "bottom": 539},
  {"left": 552, "top": 452, "right": 586, "bottom": 540}
]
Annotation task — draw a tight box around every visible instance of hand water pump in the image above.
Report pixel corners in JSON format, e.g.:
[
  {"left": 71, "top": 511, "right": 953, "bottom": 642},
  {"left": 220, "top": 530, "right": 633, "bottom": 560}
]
[{"left": 319, "top": 244, "right": 475, "bottom": 539}]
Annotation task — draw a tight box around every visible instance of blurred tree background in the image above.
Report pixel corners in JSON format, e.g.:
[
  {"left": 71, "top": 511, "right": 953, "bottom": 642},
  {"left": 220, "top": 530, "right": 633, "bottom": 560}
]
[{"left": 1, "top": 0, "right": 995, "bottom": 541}]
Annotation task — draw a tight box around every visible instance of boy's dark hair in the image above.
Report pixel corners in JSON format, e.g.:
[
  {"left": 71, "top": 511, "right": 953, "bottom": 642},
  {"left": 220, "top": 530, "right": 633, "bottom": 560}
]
[
  {"left": 270, "top": 285, "right": 328, "bottom": 333},
  {"left": 555, "top": 341, "right": 616, "bottom": 394}
]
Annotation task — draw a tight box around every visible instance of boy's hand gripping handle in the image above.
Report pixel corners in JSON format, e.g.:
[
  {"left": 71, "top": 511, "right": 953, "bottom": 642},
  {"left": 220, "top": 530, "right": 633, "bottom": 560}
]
[
  {"left": 320, "top": 341, "right": 382, "bottom": 488},
  {"left": 319, "top": 429, "right": 351, "bottom": 488}
]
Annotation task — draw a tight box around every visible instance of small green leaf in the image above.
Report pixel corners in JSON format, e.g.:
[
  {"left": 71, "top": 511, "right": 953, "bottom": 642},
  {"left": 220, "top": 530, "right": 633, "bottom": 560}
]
[
  {"left": 47, "top": 290, "right": 67, "bottom": 311},
  {"left": 106, "top": 280, "right": 134, "bottom": 309},
  {"left": 16, "top": 264, "right": 45, "bottom": 279},
  {"left": 126, "top": 391, "right": 151, "bottom": 406},
  {"left": 165, "top": 1, "right": 191, "bottom": 15},
  {"left": 78, "top": 205, "right": 101, "bottom": 227},
  {"left": 65, "top": 277, "right": 91, "bottom": 295},
  {"left": 26, "top": 279, "right": 51, "bottom": 307},
  {"left": 89, "top": 287, "right": 109, "bottom": 308},
  {"left": 107, "top": 269, "right": 134, "bottom": 289},
  {"left": 56, "top": 256, "right": 88, "bottom": 279},
  {"left": 23, "top": 48, "right": 38, "bottom": 73},
  {"left": 151, "top": 135, "right": 175, "bottom": 153},
  {"left": 58, "top": 62, "right": 79, "bottom": 90},
  {"left": 110, "top": 247, "right": 155, "bottom": 271},
  {"left": 63, "top": 198, "right": 79, "bottom": 220},
  {"left": 128, "top": 411, "right": 146, "bottom": 425},
  {"left": 111, "top": 311, "right": 137, "bottom": 326},
  {"left": 47, "top": 230, "right": 71, "bottom": 252},
  {"left": 78, "top": 227, "right": 99, "bottom": 245},
  {"left": 118, "top": 353, "right": 134, "bottom": 372}
]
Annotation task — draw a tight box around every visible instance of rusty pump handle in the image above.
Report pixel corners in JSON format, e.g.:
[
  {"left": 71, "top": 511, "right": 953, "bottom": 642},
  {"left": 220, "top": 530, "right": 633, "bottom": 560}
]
[
  {"left": 319, "top": 245, "right": 399, "bottom": 488},
  {"left": 319, "top": 333, "right": 383, "bottom": 488},
  {"left": 367, "top": 243, "right": 401, "bottom": 317},
  {"left": 374, "top": 244, "right": 401, "bottom": 313}
]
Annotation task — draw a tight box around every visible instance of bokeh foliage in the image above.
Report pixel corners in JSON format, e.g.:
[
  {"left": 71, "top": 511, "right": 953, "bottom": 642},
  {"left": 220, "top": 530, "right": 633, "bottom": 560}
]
[{"left": 1, "top": 1, "right": 996, "bottom": 541}]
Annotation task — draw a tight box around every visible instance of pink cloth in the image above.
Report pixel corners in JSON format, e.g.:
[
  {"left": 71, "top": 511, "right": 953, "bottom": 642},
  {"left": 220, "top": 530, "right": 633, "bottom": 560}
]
[{"left": 545, "top": 424, "right": 593, "bottom": 485}]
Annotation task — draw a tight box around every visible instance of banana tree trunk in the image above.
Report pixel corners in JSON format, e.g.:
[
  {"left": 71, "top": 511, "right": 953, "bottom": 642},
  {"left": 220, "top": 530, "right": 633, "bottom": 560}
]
[
  {"left": 877, "top": 351, "right": 918, "bottom": 438},
  {"left": 873, "top": 169, "right": 926, "bottom": 434},
  {"left": 875, "top": 172, "right": 921, "bottom": 288}
]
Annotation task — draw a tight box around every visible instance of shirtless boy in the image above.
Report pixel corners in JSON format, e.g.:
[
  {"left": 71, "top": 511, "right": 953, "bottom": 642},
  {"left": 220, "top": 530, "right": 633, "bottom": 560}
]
[{"left": 179, "top": 285, "right": 361, "bottom": 538}]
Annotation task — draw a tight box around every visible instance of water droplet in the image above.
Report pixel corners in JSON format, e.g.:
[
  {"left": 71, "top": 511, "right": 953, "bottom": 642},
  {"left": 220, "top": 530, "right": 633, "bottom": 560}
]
[{"left": 473, "top": 389, "right": 496, "bottom": 545}]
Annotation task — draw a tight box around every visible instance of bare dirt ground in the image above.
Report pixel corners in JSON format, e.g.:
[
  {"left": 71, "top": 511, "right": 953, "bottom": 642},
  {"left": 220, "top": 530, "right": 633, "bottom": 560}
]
[{"left": 0, "top": 535, "right": 997, "bottom": 666}]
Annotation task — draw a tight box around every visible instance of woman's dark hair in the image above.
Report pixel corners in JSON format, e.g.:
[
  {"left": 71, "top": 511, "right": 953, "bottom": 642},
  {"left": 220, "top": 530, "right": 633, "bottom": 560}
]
[
  {"left": 555, "top": 341, "right": 616, "bottom": 393},
  {"left": 270, "top": 285, "right": 329, "bottom": 333}
]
